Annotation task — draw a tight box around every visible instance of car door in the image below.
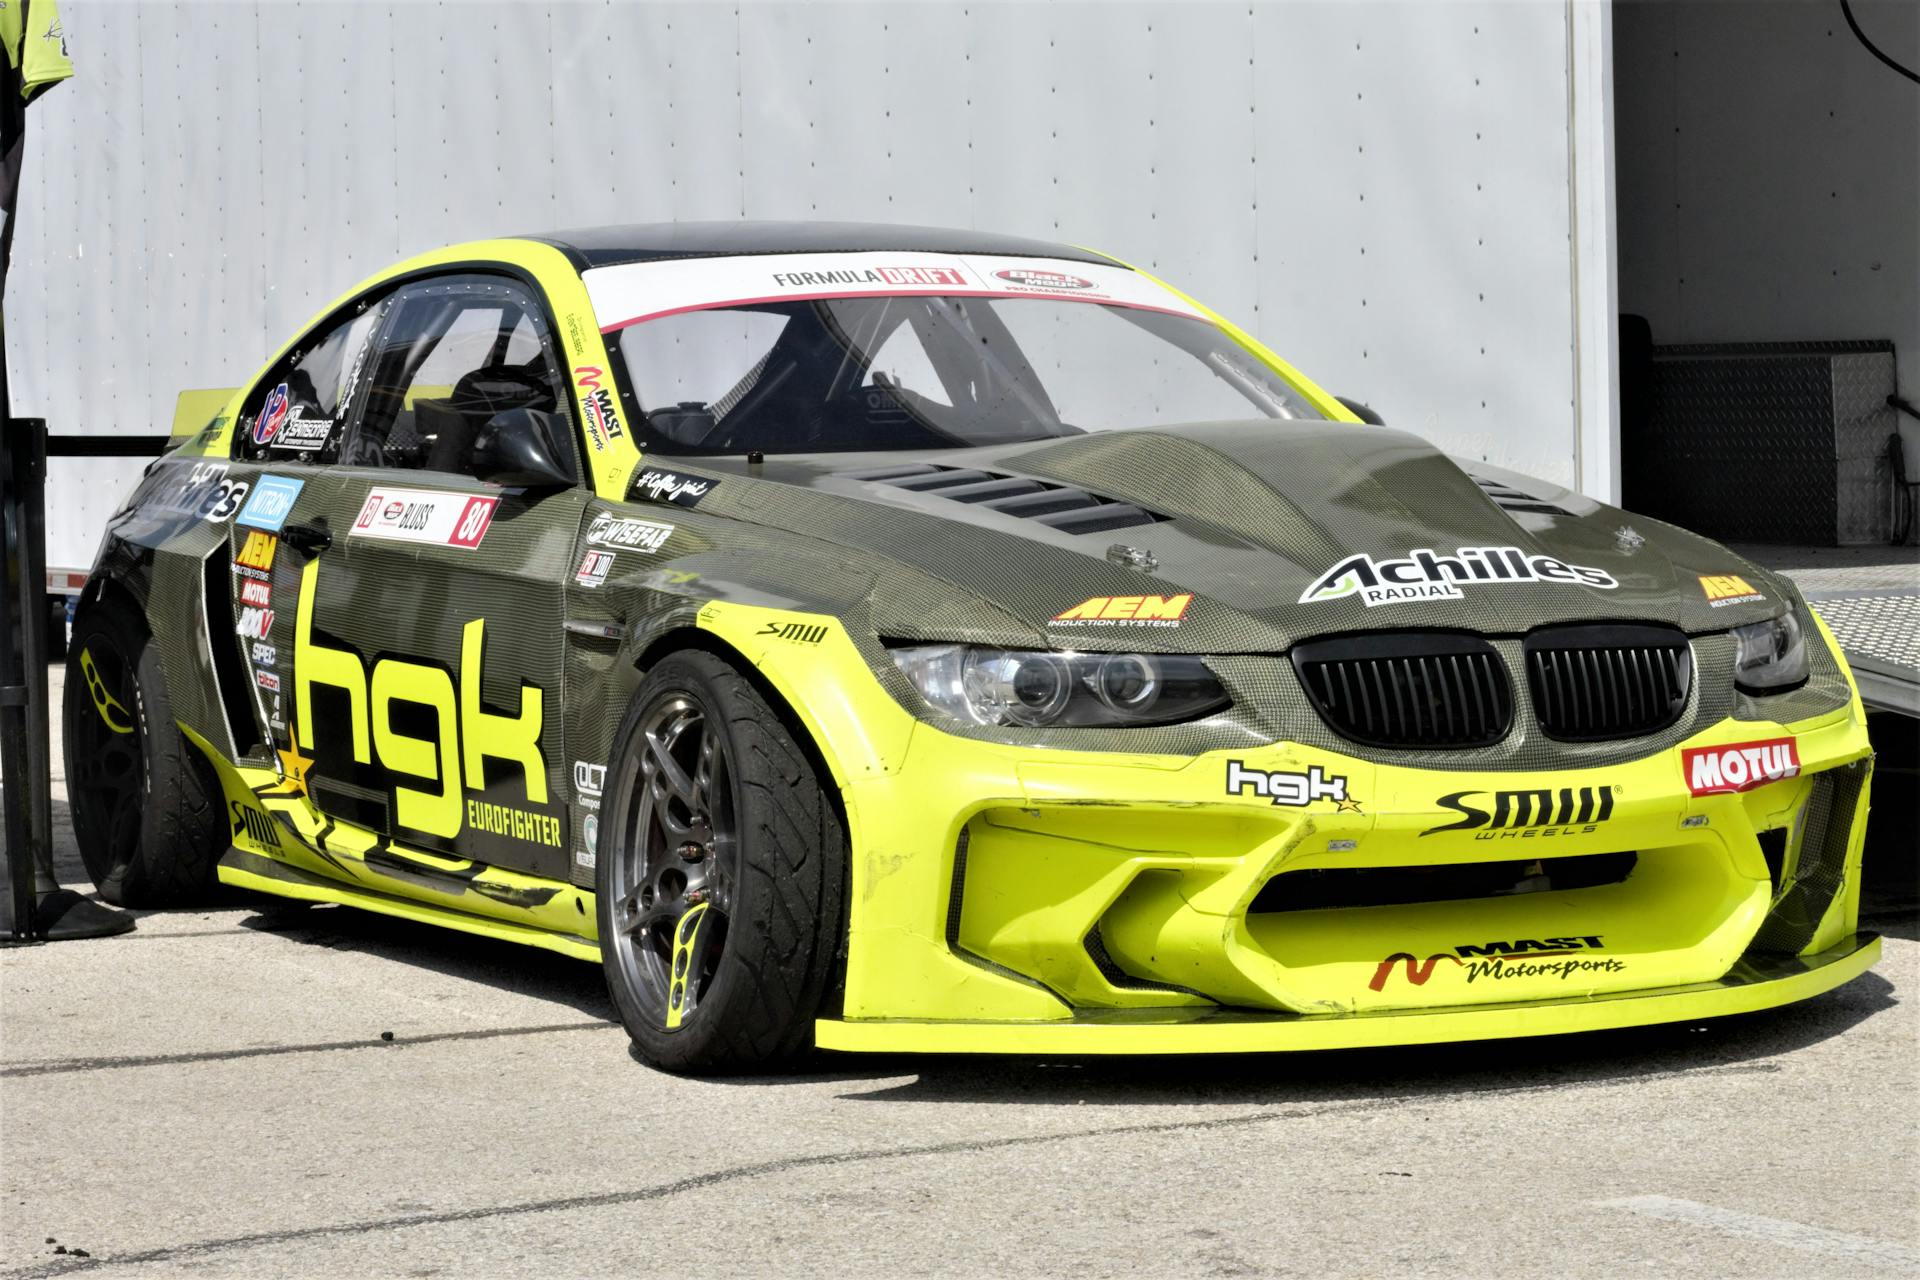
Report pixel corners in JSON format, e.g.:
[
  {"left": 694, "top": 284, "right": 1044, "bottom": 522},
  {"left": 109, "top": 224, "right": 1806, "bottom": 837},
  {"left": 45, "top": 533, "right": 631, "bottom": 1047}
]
[{"left": 283, "top": 273, "right": 590, "bottom": 881}]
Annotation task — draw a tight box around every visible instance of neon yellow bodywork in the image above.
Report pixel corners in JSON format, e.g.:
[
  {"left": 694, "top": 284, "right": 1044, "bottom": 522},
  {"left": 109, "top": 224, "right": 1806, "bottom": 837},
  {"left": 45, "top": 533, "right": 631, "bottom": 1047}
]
[
  {"left": 691, "top": 600, "right": 1877, "bottom": 1052},
  {"left": 178, "top": 238, "right": 642, "bottom": 502}
]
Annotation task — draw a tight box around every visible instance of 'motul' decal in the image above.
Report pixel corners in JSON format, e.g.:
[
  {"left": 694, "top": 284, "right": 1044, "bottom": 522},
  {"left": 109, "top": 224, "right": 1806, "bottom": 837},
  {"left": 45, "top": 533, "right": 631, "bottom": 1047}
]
[{"left": 1682, "top": 738, "right": 1800, "bottom": 796}]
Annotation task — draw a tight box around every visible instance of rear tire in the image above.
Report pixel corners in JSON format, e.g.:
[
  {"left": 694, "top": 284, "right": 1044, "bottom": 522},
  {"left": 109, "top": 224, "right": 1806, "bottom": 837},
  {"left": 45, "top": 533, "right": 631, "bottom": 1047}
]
[
  {"left": 63, "top": 598, "right": 225, "bottom": 906},
  {"left": 596, "top": 651, "right": 846, "bottom": 1073}
]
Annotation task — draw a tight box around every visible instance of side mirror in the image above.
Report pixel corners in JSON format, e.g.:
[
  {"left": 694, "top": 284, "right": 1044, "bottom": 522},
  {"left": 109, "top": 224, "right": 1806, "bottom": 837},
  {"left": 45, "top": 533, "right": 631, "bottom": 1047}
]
[
  {"left": 1336, "top": 396, "right": 1385, "bottom": 425},
  {"left": 473, "top": 408, "right": 575, "bottom": 489}
]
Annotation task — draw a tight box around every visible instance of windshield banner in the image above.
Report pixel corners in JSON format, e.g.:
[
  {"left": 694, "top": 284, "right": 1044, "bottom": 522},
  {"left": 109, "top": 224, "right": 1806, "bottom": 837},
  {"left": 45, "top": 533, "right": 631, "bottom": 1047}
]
[{"left": 585, "top": 252, "right": 1209, "bottom": 332}]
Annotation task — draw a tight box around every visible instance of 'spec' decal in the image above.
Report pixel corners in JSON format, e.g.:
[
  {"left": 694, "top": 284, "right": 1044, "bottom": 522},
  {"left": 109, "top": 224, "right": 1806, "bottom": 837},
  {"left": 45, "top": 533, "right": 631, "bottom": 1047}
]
[
  {"left": 351, "top": 488, "right": 498, "bottom": 549},
  {"left": 1300, "top": 547, "right": 1618, "bottom": 608},
  {"left": 1683, "top": 738, "right": 1800, "bottom": 796}
]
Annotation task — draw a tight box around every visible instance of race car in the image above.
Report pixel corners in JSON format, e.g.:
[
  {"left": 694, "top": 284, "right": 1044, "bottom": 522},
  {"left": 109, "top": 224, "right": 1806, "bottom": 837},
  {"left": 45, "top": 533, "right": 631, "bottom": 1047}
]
[{"left": 65, "top": 222, "right": 1878, "bottom": 1071}]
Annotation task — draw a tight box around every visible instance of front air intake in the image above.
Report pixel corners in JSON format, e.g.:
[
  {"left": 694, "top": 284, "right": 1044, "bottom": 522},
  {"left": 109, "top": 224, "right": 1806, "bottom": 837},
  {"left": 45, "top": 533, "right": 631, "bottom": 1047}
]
[
  {"left": 1290, "top": 632, "right": 1513, "bottom": 749},
  {"left": 1524, "top": 623, "right": 1691, "bottom": 742},
  {"left": 843, "top": 462, "right": 1165, "bottom": 533}
]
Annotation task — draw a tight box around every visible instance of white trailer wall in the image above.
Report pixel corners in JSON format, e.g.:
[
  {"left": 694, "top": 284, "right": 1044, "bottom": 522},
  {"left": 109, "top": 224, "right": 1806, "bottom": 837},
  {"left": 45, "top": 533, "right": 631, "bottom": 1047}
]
[{"left": 7, "top": 0, "right": 1609, "bottom": 574}]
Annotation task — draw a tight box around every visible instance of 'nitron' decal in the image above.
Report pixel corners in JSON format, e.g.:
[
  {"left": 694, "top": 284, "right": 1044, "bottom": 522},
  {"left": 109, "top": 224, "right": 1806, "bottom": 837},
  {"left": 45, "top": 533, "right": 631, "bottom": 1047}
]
[{"left": 1299, "top": 547, "right": 1617, "bottom": 608}]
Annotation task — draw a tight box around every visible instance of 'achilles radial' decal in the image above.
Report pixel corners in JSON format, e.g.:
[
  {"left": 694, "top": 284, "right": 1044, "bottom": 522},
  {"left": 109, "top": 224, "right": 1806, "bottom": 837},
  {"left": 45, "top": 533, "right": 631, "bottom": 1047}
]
[{"left": 1299, "top": 547, "right": 1617, "bottom": 608}]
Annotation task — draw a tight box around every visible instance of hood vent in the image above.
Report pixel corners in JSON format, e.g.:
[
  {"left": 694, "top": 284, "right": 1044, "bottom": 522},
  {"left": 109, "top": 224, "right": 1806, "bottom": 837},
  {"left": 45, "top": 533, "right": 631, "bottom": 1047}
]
[
  {"left": 843, "top": 462, "right": 1167, "bottom": 535},
  {"left": 1473, "top": 476, "right": 1573, "bottom": 518}
]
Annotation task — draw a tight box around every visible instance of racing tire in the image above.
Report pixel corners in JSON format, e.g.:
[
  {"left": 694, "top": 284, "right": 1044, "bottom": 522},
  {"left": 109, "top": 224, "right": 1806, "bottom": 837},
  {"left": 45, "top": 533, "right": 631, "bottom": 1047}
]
[
  {"left": 62, "top": 598, "right": 225, "bottom": 906},
  {"left": 597, "top": 651, "right": 847, "bottom": 1073}
]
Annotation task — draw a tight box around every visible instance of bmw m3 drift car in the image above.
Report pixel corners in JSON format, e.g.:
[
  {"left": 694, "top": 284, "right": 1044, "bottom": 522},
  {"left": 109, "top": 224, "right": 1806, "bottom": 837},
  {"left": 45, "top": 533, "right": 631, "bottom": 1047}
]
[{"left": 67, "top": 222, "right": 1878, "bottom": 1071}]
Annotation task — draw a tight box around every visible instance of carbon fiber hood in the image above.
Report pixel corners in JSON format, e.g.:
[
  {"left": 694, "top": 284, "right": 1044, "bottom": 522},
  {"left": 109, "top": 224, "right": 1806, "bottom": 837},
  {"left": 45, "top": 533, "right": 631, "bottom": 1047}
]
[{"left": 654, "top": 421, "right": 1790, "bottom": 653}]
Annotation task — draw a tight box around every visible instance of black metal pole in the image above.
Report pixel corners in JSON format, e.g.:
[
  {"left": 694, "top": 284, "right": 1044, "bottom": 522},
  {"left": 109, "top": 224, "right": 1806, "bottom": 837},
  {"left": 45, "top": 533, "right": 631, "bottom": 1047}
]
[{"left": 1, "top": 371, "right": 39, "bottom": 939}]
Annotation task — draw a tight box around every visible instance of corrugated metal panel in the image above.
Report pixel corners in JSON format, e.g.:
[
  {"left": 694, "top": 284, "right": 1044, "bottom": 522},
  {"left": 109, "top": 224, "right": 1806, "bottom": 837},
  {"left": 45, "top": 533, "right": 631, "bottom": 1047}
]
[{"left": 9, "top": 0, "right": 1584, "bottom": 574}]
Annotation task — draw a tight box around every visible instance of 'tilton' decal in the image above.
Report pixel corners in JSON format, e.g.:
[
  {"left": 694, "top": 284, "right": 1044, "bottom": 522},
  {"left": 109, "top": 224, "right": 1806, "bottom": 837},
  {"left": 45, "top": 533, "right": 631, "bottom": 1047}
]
[
  {"left": 351, "top": 488, "right": 497, "bottom": 549},
  {"left": 1300, "top": 547, "right": 1617, "bottom": 608},
  {"left": 1682, "top": 738, "right": 1800, "bottom": 796},
  {"left": 1422, "top": 785, "right": 1616, "bottom": 837}
]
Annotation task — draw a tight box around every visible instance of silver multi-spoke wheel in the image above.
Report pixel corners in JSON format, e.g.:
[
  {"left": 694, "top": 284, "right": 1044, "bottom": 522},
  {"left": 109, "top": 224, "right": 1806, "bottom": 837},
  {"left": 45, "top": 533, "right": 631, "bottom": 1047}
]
[
  {"left": 596, "top": 651, "right": 848, "bottom": 1073},
  {"left": 605, "top": 695, "right": 738, "bottom": 1029}
]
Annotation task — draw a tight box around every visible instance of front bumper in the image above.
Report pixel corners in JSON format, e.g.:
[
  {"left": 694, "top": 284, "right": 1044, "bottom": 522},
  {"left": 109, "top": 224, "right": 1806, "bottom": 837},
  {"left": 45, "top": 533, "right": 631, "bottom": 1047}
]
[
  {"left": 816, "top": 933, "right": 1880, "bottom": 1053},
  {"left": 694, "top": 604, "right": 1880, "bottom": 1055}
]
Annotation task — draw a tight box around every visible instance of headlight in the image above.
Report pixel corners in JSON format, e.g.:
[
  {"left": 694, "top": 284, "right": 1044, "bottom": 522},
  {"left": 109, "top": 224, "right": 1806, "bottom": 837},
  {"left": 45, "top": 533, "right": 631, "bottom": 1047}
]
[
  {"left": 890, "top": 645, "right": 1230, "bottom": 727},
  {"left": 1732, "top": 610, "right": 1808, "bottom": 692}
]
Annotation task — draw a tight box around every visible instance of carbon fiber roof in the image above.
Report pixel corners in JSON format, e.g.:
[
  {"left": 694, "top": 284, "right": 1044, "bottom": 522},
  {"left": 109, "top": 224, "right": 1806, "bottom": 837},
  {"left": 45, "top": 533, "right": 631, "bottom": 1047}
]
[{"left": 524, "top": 221, "right": 1117, "bottom": 270}]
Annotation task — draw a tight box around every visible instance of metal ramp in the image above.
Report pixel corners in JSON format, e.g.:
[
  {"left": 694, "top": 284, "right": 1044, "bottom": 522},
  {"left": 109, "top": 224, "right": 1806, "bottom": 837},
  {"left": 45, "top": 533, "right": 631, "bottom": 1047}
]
[{"left": 1736, "top": 546, "right": 1920, "bottom": 717}]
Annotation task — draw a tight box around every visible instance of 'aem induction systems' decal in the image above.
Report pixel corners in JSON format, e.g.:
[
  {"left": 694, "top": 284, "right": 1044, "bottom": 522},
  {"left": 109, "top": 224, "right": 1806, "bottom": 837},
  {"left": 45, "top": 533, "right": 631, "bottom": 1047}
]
[{"left": 350, "top": 488, "right": 498, "bottom": 549}]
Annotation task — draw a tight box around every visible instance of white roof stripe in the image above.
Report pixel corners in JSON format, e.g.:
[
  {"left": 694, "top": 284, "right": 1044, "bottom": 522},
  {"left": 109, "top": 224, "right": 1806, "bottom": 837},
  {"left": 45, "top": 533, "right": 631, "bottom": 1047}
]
[{"left": 583, "top": 251, "right": 1209, "bottom": 332}]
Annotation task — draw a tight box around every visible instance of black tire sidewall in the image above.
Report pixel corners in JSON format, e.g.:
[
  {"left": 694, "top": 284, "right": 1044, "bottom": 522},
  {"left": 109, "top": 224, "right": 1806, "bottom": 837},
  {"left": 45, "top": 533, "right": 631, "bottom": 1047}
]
[
  {"left": 597, "top": 650, "right": 842, "bottom": 1073},
  {"left": 63, "top": 600, "right": 221, "bottom": 906}
]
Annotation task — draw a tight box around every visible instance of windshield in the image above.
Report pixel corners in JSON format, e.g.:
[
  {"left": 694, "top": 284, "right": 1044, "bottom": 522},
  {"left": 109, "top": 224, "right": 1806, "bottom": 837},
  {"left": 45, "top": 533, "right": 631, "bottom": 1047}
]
[{"left": 594, "top": 260, "right": 1324, "bottom": 455}]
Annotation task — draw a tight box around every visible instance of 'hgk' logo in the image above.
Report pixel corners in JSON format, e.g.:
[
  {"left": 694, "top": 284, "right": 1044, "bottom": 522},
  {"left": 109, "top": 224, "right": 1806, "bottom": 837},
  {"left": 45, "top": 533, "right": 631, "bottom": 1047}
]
[{"left": 294, "top": 559, "right": 547, "bottom": 840}]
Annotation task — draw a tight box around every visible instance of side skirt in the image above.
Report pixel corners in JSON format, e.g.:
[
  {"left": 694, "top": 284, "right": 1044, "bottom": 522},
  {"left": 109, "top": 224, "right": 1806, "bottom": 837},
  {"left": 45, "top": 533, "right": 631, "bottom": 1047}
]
[
  {"left": 181, "top": 720, "right": 601, "bottom": 964},
  {"left": 218, "top": 848, "right": 599, "bottom": 963}
]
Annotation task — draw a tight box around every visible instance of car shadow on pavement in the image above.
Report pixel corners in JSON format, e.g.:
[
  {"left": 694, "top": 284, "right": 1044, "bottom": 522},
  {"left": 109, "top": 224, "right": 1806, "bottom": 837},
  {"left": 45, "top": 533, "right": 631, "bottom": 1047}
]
[{"left": 805, "top": 966, "right": 1900, "bottom": 1109}]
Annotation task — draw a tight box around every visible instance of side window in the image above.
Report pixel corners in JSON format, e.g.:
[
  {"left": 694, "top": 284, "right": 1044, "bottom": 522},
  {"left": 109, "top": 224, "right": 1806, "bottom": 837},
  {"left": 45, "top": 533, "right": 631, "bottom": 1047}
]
[
  {"left": 234, "top": 300, "right": 387, "bottom": 463},
  {"left": 342, "top": 275, "right": 576, "bottom": 480}
]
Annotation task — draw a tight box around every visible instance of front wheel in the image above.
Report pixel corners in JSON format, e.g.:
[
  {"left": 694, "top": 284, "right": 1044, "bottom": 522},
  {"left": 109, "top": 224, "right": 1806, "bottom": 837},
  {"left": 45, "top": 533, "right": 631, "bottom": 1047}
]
[{"left": 596, "top": 651, "right": 847, "bottom": 1073}]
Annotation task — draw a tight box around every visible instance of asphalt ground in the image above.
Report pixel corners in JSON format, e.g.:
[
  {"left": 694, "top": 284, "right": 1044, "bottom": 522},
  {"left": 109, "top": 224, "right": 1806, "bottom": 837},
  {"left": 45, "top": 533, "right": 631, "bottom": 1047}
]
[{"left": 3, "top": 666, "right": 1917, "bottom": 1279}]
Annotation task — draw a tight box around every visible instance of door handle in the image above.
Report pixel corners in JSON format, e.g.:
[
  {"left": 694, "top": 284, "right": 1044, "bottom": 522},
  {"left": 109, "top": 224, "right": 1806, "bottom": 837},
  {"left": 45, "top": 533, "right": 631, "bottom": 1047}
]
[{"left": 281, "top": 520, "right": 332, "bottom": 555}]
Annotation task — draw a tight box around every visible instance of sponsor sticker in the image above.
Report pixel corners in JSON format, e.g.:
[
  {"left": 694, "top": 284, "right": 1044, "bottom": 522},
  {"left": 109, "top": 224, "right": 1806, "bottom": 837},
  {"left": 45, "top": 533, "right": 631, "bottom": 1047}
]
[
  {"left": 1368, "top": 937, "right": 1622, "bottom": 992},
  {"left": 233, "top": 530, "right": 278, "bottom": 580},
  {"left": 1051, "top": 594, "right": 1192, "bottom": 628},
  {"left": 1300, "top": 547, "right": 1617, "bottom": 608},
  {"left": 201, "top": 478, "right": 249, "bottom": 523},
  {"left": 573, "top": 761, "right": 605, "bottom": 810},
  {"left": 770, "top": 265, "right": 971, "bottom": 290},
  {"left": 1422, "top": 785, "right": 1617, "bottom": 838},
  {"left": 994, "top": 267, "right": 1095, "bottom": 291},
  {"left": 1699, "top": 574, "right": 1766, "bottom": 608},
  {"left": 582, "top": 388, "right": 622, "bottom": 449},
  {"left": 1224, "top": 760, "right": 1357, "bottom": 810},
  {"left": 351, "top": 488, "right": 498, "bottom": 549},
  {"left": 235, "top": 474, "right": 305, "bottom": 532},
  {"left": 1682, "top": 738, "right": 1800, "bottom": 796},
  {"left": 575, "top": 549, "right": 615, "bottom": 589},
  {"left": 632, "top": 468, "right": 715, "bottom": 508},
  {"left": 273, "top": 415, "right": 334, "bottom": 453},
  {"left": 253, "top": 383, "right": 290, "bottom": 445},
  {"left": 239, "top": 579, "right": 272, "bottom": 608},
  {"left": 758, "top": 620, "right": 827, "bottom": 645},
  {"left": 236, "top": 605, "right": 275, "bottom": 639},
  {"left": 250, "top": 641, "right": 277, "bottom": 666},
  {"left": 586, "top": 512, "right": 673, "bottom": 551},
  {"left": 255, "top": 669, "right": 281, "bottom": 694},
  {"left": 584, "top": 813, "right": 599, "bottom": 858}
]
